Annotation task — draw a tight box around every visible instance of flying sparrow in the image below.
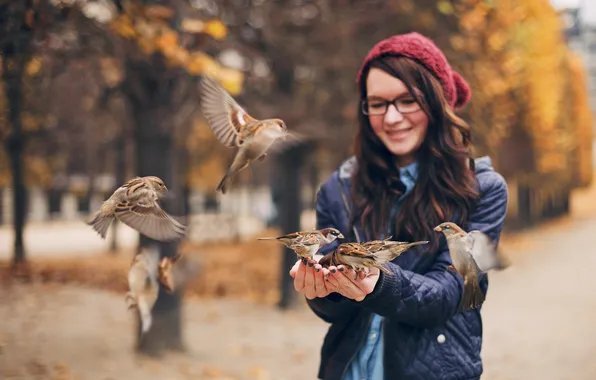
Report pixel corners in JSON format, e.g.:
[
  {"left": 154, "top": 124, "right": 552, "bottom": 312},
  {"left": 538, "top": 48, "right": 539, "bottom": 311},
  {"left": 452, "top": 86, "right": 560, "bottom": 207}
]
[
  {"left": 434, "top": 222, "right": 509, "bottom": 310},
  {"left": 86, "top": 176, "right": 187, "bottom": 242},
  {"left": 258, "top": 228, "right": 344, "bottom": 263},
  {"left": 320, "top": 239, "right": 428, "bottom": 280},
  {"left": 200, "top": 76, "right": 294, "bottom": 194},
  {"left": 125, "top": 246, "right": 161, "bottom": 334}
]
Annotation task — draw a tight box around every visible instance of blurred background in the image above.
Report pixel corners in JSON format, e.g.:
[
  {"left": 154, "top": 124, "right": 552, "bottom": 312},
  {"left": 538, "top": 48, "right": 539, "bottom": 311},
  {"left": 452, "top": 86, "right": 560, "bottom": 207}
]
[{"left": 1, "top": 0, "right": 596, "bottom": 379}]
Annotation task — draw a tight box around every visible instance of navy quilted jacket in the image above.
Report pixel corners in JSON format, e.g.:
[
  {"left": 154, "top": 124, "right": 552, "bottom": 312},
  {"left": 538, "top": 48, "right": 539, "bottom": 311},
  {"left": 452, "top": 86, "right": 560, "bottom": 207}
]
[{"left": 307, "top": 156, "right": 508, "bottom": 380}]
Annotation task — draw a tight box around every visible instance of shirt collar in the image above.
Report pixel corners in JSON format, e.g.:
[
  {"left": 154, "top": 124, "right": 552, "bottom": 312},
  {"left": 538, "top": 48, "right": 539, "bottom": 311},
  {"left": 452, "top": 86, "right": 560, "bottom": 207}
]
[{"left": 399, "top": 161, "right": 418, "bottom": 184}]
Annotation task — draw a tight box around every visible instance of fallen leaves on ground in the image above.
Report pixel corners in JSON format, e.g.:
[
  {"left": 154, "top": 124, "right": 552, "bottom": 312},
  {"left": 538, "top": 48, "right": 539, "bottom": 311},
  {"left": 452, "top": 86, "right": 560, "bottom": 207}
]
[{"left": 0, "top": 228, "right": 285, "bottom": 306}]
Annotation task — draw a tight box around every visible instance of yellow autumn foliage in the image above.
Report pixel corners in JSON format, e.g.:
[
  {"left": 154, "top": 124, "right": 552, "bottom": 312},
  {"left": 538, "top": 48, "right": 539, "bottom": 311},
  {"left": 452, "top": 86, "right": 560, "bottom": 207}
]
[
  {"left": 109, "top": 6, "right": 241, "bottom": 95},
  {"left": 0, "top": 55, "right": 53, "bottom": 188},
  {"left": 567, "top": 52, "right": 594, "bottom": 187},
  {"left": 185, "top": 118, "right": 230, "bottom": 190},
  {"left": 204, "top": 20, "right": 227, "bottom": 40},
  {"left": 453, "top": 0, "right": 593, "bottom": 180}
]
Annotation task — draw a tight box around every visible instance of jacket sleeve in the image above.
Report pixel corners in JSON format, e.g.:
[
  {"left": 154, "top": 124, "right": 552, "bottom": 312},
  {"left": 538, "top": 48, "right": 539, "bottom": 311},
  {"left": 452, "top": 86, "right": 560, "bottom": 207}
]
[
  {"left": 359, "top": 171, "right": 509, "bottom": 327},
  {"left": 305, "top": 178, "right": 360, "bottom": 324}
]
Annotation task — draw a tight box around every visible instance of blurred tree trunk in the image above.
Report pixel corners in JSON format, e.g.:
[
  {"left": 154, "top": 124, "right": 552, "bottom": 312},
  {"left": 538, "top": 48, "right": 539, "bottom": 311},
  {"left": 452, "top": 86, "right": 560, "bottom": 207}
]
[
  {"left": 0, "top": 1, "right": 34, "bottom": 269},
  {"left": 277, "top": 144, "right": 309, "bottom": 309},
  {"left": 123, "top": 56, "right": 191, "bottom": 355}
]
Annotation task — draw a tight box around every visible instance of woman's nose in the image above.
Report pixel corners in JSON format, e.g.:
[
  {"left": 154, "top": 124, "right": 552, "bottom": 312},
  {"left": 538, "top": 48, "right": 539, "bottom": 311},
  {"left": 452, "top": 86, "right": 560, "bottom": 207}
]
[{"left": 384, "top": 103, "right": 405, "bottom": 124}]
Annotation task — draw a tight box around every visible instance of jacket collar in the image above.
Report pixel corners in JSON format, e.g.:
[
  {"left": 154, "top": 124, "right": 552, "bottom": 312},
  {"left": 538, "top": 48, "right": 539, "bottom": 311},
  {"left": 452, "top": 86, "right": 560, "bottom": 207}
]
[
  {"left": 338, "top": 155, "right": 493, "bottom": 180},
  {"left": 336, "top": 155, "right": 494, "bottom": 242}
]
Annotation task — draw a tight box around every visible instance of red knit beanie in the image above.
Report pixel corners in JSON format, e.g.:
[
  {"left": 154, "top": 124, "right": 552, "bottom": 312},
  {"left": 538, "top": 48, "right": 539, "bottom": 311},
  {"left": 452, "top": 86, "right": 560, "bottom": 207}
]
[{"left": 356, "top": 32, "right": 471, "bottom": 109}]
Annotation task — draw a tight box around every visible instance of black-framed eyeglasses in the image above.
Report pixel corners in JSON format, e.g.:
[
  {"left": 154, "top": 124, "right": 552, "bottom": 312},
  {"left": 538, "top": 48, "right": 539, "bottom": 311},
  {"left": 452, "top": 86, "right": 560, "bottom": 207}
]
[{"left": 361, "top": 97, "right": 422, "bottom": 116}]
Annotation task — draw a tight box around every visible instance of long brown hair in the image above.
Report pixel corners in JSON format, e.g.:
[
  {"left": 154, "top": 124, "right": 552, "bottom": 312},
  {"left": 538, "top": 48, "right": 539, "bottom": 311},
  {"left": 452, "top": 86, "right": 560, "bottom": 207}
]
[{"left": 351, "top": 56, "right": 479, "bottom": 253}]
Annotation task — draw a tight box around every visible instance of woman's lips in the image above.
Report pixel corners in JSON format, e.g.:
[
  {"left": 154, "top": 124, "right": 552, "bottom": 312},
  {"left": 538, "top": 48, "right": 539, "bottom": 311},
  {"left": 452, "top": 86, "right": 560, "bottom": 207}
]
[{"left": 385, "top": 127, "right": 413, "bottom": 141}]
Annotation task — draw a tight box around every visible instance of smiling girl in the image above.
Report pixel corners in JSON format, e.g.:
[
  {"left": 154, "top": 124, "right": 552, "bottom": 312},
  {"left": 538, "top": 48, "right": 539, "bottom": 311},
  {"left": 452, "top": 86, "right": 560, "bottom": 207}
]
[{"left": 290, "top": 33, "right": 508, "bottom": 380}]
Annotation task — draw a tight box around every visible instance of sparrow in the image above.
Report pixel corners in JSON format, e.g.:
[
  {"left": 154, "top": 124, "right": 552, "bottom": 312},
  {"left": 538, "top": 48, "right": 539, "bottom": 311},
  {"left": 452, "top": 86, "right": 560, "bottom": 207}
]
[
  {"left": 157, "top": 251, "right": 183, "bottom": 292},
  {"left": 320, "top": 239, "right": 429, "bottom": 280},
  {"left": 258, "top": 228, "right": 344, "bottom": 263},
  {"left": 434, "top": 222, "right": 509, "bottom": 310},
  {"left": 200, "top": 76, "right": 293, "bottom": 194},
  {"left": 125, "top": 246, "right": 161, "bottom": 334},
  {"left": 86, "top": 176, "right": 187, "bottom": 242}
]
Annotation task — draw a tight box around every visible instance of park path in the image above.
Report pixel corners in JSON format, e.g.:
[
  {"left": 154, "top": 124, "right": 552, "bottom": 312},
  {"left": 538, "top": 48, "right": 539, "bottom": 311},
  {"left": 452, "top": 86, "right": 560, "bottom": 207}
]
[
  {"left": 1, "top": 183, "right": 596, "bottom": 379},
  {"left": 0, "top": 220, "right": 139, "bottom": 260}
]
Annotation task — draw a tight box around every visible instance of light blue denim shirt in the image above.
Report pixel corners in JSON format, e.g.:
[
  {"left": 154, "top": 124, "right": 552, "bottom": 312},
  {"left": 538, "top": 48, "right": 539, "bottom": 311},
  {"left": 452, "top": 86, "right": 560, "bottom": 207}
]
[{"left": 343, "top": 161, "right": 419, "bottom": 380}]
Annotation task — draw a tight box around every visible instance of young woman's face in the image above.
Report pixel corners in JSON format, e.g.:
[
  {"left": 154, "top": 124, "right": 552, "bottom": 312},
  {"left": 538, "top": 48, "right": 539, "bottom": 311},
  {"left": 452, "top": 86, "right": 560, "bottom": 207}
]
[{"left": 365, "top": 68, "right": 429, "bottom": 166}]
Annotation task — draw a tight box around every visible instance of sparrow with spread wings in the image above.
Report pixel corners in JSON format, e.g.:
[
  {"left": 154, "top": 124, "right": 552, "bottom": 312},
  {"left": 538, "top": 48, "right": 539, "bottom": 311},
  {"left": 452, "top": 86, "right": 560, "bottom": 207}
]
[
  {"left": 86, "top": 176, "right": 187, "bottom": 242},
  {"left": 258, "top": 228, "right": 344, "bottom": 264},
  {"left": 200, "top": 76, "right": 297, "bottom": 194},
  {"left": 434, "top": 222, "right": 509, "bottom": 310},
  {"left": 320, "top": 239, "right": 429, "bottom": 280}
]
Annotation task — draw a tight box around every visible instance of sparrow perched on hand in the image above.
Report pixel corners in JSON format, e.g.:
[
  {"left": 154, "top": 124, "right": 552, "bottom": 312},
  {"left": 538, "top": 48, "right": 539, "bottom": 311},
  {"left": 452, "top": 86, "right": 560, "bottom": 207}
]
[
  {"left": 258, "top": 228, "right": 344, "bottom": 263},
  {"left": 86, "top": 176, "right": 187, "bottom": 242},
  {"left": 320, "top": 239, "right": 429, "bottom": 280},
  {"left": 200, "top": 76, "right": 294, "bottom": 194},
  {"left": 434, "top": 222, "right": 509, "bottom": 310},
  {"left": 125, "top": 246, "right": 161, "bottom": 334}
]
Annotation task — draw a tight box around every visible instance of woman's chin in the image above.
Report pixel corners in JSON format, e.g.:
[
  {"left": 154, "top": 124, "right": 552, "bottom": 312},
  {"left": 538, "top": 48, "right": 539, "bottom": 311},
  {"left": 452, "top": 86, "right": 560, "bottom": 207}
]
[{"left": 384, "top": 140, "right": 418, "bottom": 160}]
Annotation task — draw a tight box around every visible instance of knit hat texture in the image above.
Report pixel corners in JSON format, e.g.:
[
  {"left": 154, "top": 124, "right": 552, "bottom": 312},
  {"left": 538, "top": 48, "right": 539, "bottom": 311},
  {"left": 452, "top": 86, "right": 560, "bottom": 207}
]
[{"left": 356, "top": 32, "right": 471, "bottom": 109}]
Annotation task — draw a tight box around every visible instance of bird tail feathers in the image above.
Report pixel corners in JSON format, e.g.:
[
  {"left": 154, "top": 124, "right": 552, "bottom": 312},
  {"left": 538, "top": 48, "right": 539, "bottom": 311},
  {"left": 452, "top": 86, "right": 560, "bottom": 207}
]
[
  {"left": 216, "top": 172, "right": 232, "bottom": 194},
  {"left": 374, "top": 263, "right": 391, "bottom": 275},
  {"left": 373, "top": 240, "right": 429, "bottom": 264},
  {"left": 137, "top": 296, "right": 153, "bottom": 334},
  {"left": 86, "top": 212, "right": 114, "bottom": 239},
  {"left": 460, "top": 280, "right": 486, "bottom": 311}
]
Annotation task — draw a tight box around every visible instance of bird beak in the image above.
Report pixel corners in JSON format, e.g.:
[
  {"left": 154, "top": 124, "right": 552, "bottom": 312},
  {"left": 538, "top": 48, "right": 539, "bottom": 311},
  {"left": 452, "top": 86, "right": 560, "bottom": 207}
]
[
  {"left": 338, "top": 233, "right": 345, "bottom": 239},
  {"left": 433, "top": 226, "right": 442, "bottom": 232}
]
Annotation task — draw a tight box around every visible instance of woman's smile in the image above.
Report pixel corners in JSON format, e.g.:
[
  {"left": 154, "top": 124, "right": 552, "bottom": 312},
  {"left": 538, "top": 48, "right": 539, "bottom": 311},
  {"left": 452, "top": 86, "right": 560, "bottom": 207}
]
[{"left": 384, "top": 126, "right": 414, "bottom": 141}]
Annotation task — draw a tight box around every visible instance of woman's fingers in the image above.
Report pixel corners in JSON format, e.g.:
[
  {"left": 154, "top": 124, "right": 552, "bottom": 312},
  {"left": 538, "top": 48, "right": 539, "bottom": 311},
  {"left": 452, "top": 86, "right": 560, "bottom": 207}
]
[
  {"left": 292, "top": 259, "right": 340, "bottom": 300},
  {"left": 332, "top": 266, "right": 365, "bottom": 301},
  {"left": 293, "top": 259, "right": 307, "bottom": 292},
  {"left": 324, "top": 267, "right": 339, "bottom": 290},
  {"left": 303, "top": 261, "right": 318, "bottom": 299},
  {"left": 313, "top": 264, "right": 328, "bottom": 298},
  {"left": 289, "top": 259, "right": 301, "bottom": 278}
]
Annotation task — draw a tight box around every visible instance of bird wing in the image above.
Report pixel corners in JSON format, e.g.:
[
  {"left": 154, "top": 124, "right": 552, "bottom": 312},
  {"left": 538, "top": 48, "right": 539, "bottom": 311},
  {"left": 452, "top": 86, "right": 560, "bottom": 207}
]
[
  {"left": 338, "top": 243, "right": 376, "bottom": 258},
  {"left": 361, "top": 240, "right": 398, "bottom": 253},
  {"left": 370, "top": 240, "right": 428, "bottom": 264},
  {"left": 295, "top": 233, "right": 322, "bottom": 246},
  {"left": 261, "top": 130, "right": 305, "bottom": 154},
  {"left": 115, "top": 200, "right": 187, "bottom": 242},
  {"left": 200, "top": 76, "right": 257, "bottom": 148},
  {"left": 465, "top": 231, "right": 504, "bottom": 272}
]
